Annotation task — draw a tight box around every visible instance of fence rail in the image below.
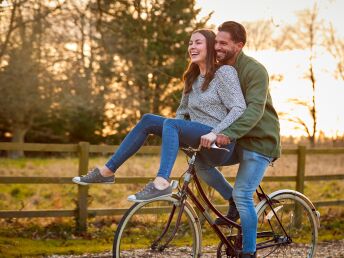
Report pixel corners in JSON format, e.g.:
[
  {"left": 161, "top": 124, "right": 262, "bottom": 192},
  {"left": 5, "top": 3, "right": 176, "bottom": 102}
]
[{"left": 0, "top": 142, "right": 343, "bottom": 233}]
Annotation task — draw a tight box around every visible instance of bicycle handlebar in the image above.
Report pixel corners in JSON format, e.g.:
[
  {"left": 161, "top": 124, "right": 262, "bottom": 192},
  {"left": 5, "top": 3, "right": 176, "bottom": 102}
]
[{"left": 180, "top": 143, "right": 229, "bottom": 153}]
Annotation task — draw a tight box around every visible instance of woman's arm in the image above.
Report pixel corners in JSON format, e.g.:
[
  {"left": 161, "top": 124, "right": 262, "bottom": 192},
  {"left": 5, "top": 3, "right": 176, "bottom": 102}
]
[
  {"left": 212, "top": 65, "right": 246, "bottom": 134},
  {"left": 175, "top": 93, "right": 189, "bottom": 119}
]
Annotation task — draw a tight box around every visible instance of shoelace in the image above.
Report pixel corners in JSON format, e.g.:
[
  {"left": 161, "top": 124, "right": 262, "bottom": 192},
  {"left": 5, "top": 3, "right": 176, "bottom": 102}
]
[
  {"left": 82, "top": 168, "right": 97, "bottom": 177},
  {"left": 137, "top": 184, "right": 154, "bottom": 196}
]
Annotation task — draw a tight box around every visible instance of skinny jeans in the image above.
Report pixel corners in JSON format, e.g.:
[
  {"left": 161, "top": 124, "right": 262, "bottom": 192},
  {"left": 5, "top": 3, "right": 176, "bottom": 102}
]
[
  {"left": 105, "top": 114, "right": 234, "bottom": 180},
  {"left": 195, "top": 145, "right": 273, "bottom": 253}
]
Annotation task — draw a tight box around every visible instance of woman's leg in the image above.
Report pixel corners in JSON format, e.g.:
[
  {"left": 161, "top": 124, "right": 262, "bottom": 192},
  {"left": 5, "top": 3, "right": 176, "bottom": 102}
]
[
  {"left": 73, "top": 114, "right": 166, "bottom": 185},
  {"left": 129, "top": 118, "right": 235, "bottom": 202},
  {"left": 157, "top": 118, "right": 234, "bottom": 180},
  {"left": 127, "top": 118, "right": 216, "bottom": 201},
  {"left": 104, "top": 114, "right": 165, "bottom": 172}
]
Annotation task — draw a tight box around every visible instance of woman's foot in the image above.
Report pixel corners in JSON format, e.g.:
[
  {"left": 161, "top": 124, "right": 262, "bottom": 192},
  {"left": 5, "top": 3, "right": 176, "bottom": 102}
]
[
  {"left": 153, "top": 176, "right": 170, "bottom": 190},
  {"left": 128, "top": 180, "right": 172, "bottom": 202},
  {"left": 72, "top": 167, "right": 115, "bottom": 185}
]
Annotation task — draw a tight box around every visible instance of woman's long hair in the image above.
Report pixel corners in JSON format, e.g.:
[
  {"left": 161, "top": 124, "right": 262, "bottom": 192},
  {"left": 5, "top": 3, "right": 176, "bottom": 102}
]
[{"left": 182, "top": 29, "right": 217, "bottom": 94}]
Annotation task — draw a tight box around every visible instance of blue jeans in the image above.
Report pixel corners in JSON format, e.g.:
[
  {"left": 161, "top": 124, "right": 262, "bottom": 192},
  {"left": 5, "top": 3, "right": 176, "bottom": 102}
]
[
  {"left": 105, "top": 114, "right": 234, "bottom": 179},
  {"left": 196, "top": 145, "right": 273, "bottom": 253}
]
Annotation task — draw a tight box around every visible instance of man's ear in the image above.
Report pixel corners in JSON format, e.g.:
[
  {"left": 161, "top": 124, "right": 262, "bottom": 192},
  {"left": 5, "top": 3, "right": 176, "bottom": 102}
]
[{"left": 237, "top": 42, "right": 244, "bottom": 50}]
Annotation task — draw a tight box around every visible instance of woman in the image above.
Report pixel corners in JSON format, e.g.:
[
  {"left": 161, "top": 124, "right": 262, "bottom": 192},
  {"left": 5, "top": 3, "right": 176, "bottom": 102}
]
[{"left": 72, "top": 29, "right": 246, "bottom": 202}]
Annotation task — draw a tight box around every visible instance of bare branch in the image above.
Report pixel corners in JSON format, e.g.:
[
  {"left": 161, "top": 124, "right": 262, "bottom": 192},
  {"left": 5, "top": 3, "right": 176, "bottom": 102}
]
[{"left": 0, "top": 0, "right": 18, "bottom": 60}]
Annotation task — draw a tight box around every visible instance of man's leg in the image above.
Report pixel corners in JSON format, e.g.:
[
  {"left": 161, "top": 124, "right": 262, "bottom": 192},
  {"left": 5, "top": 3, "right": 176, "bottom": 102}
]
[
  {"left": 195, "top": 146, "right": 241, "bottom": 224},
  {"left": 195, "top": 142, "right": 240, "bottom": 200},
  {"left": 232, "top": 146, "right": 272, "bottom": 254},
  {"left": 194, "top": 159, "right": 233, "bottom": 200}
]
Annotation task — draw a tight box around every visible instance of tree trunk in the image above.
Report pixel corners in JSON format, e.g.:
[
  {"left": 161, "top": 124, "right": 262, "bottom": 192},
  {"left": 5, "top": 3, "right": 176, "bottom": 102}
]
[{"left": 9, "top": 127, "right": 28, "bottom": 158}]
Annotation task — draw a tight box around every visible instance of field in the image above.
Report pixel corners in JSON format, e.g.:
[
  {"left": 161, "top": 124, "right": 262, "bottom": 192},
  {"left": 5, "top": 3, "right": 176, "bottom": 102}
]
[{"left": 0, "top": 151, "right": 343, "bottom": 257}]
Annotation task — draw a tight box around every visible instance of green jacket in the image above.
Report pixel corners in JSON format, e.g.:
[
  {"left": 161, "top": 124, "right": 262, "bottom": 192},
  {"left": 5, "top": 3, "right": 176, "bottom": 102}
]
[{"left": 222, "top": 51, "right": 281, "bottom": 158}]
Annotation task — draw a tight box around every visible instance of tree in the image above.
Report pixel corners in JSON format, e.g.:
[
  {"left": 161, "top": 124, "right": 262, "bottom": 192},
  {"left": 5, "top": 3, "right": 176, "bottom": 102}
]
[
  {"left": 52, "top": 1, "right": 106, "bottom": 143},
  {"left": 94, "top": 0, "right": 211, "bottom": 137},
  {"left": 324, "top": 23, "right": 344, "bottom": 81},
  {"left": 242, "top": 20, "right": 274, "bottom": 51},
  {"left": 278, "top": 4, "right": 322, "bottom": 146},
  {"left": 0, "top": 0, "right": 62, "bottom": 156}
]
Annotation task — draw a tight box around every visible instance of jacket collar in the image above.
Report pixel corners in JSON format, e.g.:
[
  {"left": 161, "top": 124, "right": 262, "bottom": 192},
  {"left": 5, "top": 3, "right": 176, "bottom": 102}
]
[{"left": 234, "top": 50, "right": 244, "bottom": 69}]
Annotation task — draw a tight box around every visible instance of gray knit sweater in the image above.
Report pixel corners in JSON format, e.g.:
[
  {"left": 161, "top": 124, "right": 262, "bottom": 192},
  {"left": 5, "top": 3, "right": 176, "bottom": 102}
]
[{"left": 175, "top": 65, "right": 246, "bottom": 134}]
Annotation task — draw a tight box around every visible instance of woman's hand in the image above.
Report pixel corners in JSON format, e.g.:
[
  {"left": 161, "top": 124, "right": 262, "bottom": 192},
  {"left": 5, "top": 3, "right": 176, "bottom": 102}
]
[{"left": 200, "top": 132, "right": 217, "bottom": 148}]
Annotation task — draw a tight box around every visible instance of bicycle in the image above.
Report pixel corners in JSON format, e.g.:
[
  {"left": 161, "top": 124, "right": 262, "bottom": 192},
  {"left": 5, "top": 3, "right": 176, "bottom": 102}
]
[{"left": 113, "top": 146, "right": 320, "bottom": 257}]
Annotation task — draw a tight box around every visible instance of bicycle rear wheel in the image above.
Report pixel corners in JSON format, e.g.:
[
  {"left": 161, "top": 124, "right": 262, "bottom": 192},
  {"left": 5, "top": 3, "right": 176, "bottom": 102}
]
[
  {"left": 256, "top": 191, "right": 319, "bottom": 258},
  {"left": 113, "top": 195, "right": 201, "bottom": 257}
]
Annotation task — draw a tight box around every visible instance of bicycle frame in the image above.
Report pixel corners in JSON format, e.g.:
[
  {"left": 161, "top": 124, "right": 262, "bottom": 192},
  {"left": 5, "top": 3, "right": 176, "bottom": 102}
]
[
  {"left": 152, "top": 151, "right": 242, "bottom": 255},
  {"left": 255, "top": 186, "right": 292, "bottom": 251},
  {"left": 151, "top": 150, "right": 293, "bottom": 256}
]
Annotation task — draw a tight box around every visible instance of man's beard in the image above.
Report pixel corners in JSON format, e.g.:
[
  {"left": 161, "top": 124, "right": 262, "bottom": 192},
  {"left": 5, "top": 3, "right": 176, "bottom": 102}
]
[{"left": 217, "top": 50, "right": 235, "bottom": 64}]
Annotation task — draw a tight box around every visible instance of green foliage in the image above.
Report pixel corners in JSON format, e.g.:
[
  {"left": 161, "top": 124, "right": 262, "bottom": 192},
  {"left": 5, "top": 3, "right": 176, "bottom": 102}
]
[
  {"left": 96, "top": 0, "right": 212, "bottom": 133},
  {"left": 0, "top": 0, "right": 211, "bottom": 145}
]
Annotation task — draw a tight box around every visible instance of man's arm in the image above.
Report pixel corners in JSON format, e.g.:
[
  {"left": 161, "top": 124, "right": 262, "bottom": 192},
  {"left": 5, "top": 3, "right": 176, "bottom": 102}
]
[{"left": 221, "top": 65, "right": 269, "bottom": 140}]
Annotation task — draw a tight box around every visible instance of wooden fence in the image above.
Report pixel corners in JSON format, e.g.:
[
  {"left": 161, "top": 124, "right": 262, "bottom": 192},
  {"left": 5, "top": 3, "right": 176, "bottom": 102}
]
[{"left": 0, "top": 142, "right": 343, "bottom": 233}]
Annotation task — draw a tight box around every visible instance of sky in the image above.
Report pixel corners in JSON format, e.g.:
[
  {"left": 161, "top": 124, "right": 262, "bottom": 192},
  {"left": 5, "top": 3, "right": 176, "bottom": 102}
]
[
  {"left": 195, "top": 0, "right": 344, "bottom": 138},
  {"left": 196, "top": 0, "right": 344, "bottom": 37}
]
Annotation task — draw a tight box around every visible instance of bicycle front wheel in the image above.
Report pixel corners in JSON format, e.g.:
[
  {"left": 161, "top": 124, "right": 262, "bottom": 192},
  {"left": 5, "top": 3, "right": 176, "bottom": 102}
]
[
  {"left": 256, "top": 190, "right": 319, "bottom": 258},
  {"left": 113, "top": 195, "right": 202, "bottom": 257}
]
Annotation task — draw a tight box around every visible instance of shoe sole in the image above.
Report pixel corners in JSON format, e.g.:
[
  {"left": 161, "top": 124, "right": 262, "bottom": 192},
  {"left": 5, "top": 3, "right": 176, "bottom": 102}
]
[
  {"left": 127, "top": 193, "right": 173, "bottom": 203},
  {"left": 72, "top": 178, "right": 115, "bottom": 185},
  {"left": 214, "top": 218, "right": 240, "bottom": 226}
]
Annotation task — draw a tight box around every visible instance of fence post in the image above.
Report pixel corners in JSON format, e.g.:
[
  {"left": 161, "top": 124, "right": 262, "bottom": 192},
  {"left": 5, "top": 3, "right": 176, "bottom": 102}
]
[
  {"left": 76, "top": 141, "right": 89, "bottom": 233},
  {"left": 296, "top": 145, "right": 306, "bottom": 194},
  {"left": 295, "top": 145, "right": 306, "bottom": 227}
]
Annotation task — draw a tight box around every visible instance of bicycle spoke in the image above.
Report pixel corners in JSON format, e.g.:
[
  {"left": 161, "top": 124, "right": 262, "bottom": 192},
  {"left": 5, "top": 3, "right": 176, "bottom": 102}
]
[
  {"left": 113, "top": 198, "right": 201, "bottom": 257},
  {"left": 256, "top": 193, "right": 318, "bottom": 258}
]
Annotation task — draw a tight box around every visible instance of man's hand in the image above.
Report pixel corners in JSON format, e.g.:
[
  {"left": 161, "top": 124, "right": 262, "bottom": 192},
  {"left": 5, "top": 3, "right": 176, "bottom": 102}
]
[
  {"left": 200, "top": 132, "right": 217, "bottom": 148},
  {"left": 216, "top": 134, "right": 230, "bottom": 146}
]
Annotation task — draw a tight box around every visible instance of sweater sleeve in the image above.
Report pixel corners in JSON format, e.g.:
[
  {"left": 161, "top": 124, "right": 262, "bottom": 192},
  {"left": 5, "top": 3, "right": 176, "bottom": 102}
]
[
  {"left": 221, "top": 64, "right": 269, "bottom": 139},
  {"left": 175, "top": 93, "right": 189, "bottom": 119},
  {"left": 211, "top": 65, "right": 246, "bottom": 134}
]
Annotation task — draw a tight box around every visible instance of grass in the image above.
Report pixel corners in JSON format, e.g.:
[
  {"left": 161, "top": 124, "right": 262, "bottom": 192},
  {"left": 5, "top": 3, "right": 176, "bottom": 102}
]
[
  {"left": 0, "top": 152, "right": 343, "bottom": 257},
  {"left": 0, "top": 210, "right": 342, "bottom": 257}
]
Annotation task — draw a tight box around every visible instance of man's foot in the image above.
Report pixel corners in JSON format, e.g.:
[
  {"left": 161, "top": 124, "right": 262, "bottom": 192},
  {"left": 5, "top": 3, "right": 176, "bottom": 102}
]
[
  {"left": 214, "top": 198, "right": 240, "bottom": 225},
  {"left": 128, "top": 182, "right": 172, "bottom": 202},
  {"left": 240, "top": 252, "right": 256, "bottom": 258},
  {"left": 72, "top": 167, "right": 115, "bottom": 185}
]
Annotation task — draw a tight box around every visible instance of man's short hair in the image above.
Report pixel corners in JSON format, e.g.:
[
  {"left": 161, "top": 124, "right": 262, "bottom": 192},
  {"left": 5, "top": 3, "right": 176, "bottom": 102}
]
[{"left": 218, "top": 21, "right": 246, "bottom": 45}]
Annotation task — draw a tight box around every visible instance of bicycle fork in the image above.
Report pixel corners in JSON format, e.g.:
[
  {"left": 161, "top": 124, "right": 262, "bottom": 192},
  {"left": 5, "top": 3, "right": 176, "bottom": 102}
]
[
  {"left": 150, "top": 156, "right": 196, "bottom": 251},
  {"left": 150, "top": 200, "right": 185, "bottom": 251}
]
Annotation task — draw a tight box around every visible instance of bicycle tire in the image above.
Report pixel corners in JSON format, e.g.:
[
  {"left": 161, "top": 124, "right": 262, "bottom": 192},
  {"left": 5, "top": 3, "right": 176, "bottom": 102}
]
[
  {"left": 255, "top": 190, "right": 319, "bottom": 258},
  {"left": 113, "top": 194, "right": 202, "bottom": 257}
]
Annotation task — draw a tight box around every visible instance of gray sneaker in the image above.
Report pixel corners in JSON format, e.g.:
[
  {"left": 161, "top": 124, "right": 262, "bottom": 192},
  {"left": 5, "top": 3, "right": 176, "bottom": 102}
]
[
  {"left": 127, "top": 182, "right": 172, "bottom": 202},
  {"left": 72, "top": 167, "right": 114, "bottom": 185}
]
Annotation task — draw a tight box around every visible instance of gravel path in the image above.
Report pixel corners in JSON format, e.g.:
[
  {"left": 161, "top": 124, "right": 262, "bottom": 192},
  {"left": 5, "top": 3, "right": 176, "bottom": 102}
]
[{"left": 49, "top": 240, "right": 344, "bottom": 257}]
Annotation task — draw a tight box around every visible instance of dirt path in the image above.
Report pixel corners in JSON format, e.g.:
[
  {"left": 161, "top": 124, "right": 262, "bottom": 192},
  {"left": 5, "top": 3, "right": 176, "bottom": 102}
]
[{"left": 49, "top": 240, "right": 344, "bottom": 257}]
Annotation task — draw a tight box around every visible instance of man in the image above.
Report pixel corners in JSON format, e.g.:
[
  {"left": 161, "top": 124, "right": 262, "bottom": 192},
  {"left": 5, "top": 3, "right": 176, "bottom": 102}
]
[{"left": 195, "top": 21, "right": 281, "bottom": 258}]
